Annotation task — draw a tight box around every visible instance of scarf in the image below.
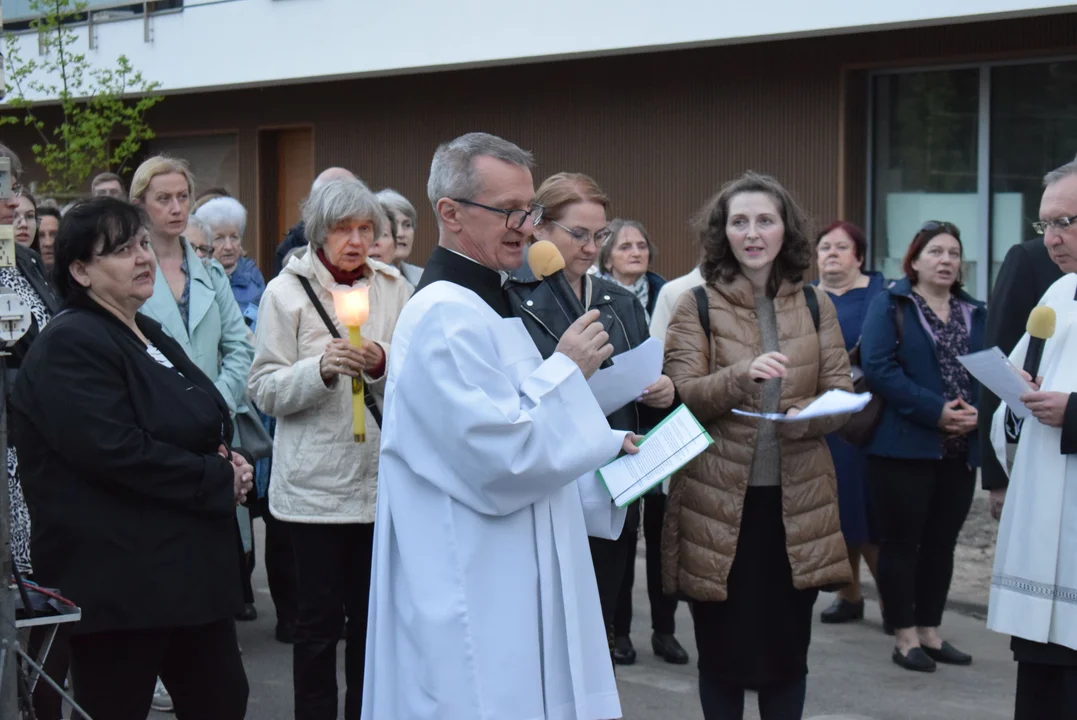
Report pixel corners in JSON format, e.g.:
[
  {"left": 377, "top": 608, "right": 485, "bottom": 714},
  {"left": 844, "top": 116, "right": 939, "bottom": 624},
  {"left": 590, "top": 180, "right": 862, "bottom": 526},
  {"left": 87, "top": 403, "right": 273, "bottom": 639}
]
[
  {"left": 988, "top": 273, "right": 1077, "bottom": 649},
  {"left": 601, "top": 272, "right": 650, "bottom": 323},
  {"left": 317, "top": 248, "right": 366, "bottom": 285}
]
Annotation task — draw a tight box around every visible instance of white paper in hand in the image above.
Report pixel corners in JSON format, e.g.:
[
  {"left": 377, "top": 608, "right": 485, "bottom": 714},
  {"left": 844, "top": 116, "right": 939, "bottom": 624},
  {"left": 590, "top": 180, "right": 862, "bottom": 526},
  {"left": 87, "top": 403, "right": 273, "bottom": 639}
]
[
  {"left": 958, "top": 347, "right": 1035, "bottom": 418},
  {"left": 731, "top": 389, "right": 872, "bottom": 422},
  {"left": 598, "top": 404, "right": 713, "bottom": 507},
  {"left": 586, "top": 337, "right": 663, "bottom": 416}
]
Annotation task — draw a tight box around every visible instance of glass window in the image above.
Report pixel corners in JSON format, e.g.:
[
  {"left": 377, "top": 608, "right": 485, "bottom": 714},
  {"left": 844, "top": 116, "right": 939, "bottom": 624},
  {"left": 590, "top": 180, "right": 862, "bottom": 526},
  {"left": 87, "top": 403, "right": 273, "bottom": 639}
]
[
  {"left": 143, "top": 133, "right": 239, "bottom": 198},
  {"left": 989, "top": 61, "right": 1077, "bottom": 290},
  {"left": 872, "top": 70, "right": 980, "bottom": 295}
]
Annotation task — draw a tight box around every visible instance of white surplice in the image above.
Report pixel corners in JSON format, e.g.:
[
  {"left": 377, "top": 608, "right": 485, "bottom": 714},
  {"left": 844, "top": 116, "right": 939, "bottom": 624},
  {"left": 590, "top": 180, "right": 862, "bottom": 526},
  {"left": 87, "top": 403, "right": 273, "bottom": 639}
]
[
  {"left": 362, "top": 279, "right": 628, "bottom": 720},
  {"left": 988, "top": 273, "right": 1077, "bottom": 649}
]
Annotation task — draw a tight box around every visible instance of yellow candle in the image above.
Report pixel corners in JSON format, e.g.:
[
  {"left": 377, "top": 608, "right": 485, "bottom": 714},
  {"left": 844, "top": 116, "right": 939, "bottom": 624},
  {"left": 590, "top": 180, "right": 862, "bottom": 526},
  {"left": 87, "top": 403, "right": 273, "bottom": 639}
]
[
  {"left": 349, "top": 326, "right": 365, "bottom": 443},
  {"left": 331, "top": 285, "right": 371, "bottom": 444}
]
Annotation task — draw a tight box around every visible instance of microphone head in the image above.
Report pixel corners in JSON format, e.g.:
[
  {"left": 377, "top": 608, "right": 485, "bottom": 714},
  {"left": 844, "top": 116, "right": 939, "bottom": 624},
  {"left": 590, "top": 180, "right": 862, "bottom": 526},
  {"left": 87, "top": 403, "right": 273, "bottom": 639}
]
[
  {"left": 1027, "top": 306, "right": 1057, "bottom": 340},
  {"left": 527, "top": 240, "right": 566, "bottom": 280}
]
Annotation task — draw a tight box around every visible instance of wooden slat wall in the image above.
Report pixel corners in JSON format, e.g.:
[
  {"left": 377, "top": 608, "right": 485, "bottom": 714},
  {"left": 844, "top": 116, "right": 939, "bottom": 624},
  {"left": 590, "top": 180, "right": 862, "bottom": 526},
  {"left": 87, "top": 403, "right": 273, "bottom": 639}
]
[{"left": 5, "top": 12, "right": 1075, "bottom": 281}]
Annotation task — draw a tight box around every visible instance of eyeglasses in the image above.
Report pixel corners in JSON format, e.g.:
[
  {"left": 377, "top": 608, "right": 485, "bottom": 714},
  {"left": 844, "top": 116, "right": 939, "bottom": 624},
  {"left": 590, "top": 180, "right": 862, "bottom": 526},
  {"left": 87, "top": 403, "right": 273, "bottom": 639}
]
[
  {"left": 192, "top": 244, "right": 214, "bottom": 257},
  {"left": 545, "top": 220, "right": 613, "bottom": 247},
  {"left": 920, "top": 220, "right": 961, "bottom": 239},
  {"left": 452, "top": 198, "right": 542, "bottom": 230},
  {"left": 1033, "top": 214, "right": 1077, "bottom": 234}
]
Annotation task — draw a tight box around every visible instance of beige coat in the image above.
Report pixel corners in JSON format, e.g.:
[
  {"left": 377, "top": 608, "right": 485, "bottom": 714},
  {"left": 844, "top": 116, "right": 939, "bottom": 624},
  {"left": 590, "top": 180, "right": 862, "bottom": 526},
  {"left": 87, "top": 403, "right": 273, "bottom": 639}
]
[
  {"left": 248, "top": 248, "right": 411, "bottom": 523},
  {"left": 662, "top": 276, "right": 854, "bottom": 601}
]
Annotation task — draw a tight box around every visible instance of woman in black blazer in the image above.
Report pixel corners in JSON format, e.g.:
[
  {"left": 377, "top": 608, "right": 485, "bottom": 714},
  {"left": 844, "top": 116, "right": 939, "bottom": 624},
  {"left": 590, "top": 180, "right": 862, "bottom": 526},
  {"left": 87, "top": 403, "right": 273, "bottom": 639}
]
[{"left": 11, "top": 198, "right": 253, "bottom": 720}]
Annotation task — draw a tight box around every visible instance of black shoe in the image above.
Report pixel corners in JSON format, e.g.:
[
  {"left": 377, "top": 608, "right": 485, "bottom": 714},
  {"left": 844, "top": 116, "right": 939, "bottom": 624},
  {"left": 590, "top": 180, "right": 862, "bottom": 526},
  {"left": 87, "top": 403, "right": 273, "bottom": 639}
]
[
  {"left": 922, "top": 641, "right": 972, "bottom": 666},
  {"left": 820, "top": 597, "right": 865, "bottom": 624},
  {"left": 236, "top": 603, "right": 257, "bottom": 622},
  {"left": 275, "top": 623, "right": 295, "bottom": 644},
  {"left": 612, "top": 635, "right": 636, "bottom": 665},
  {"left": 652, "top": 633, "right": 689, "bottom": 665},
  {"left": 892, "top": 647, "right": 936, "bottom": 673}
]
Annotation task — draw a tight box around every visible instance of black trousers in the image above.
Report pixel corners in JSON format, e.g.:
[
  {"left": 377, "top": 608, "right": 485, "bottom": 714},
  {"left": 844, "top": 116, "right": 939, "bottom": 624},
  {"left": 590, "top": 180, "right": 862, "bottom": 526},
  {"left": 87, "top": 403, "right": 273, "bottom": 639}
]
[
  {"left": 699, "top": 673, "right": 807, "bottom": 720},
  {"left": 1015, "top": 661, "right": 1077, "bottom": 718},
  {"left": 867, "top": 456, "right": 975, "bottom": 629},
  {"left": 236, "top": 514, "right": 255, "bottom": 605},
  {"left": 289, "top": 522, "right": 374, "bottom": 720},
  {"left": 589, "top": 503, "right": 640, "bottom": 644},
  {"left": 261, "top": 499, "right": 298, "bottom": 630},
  {"left": 68, "top": 619, "right": 247, "bottom": 720},
  {"left": 614, "top": 491, "right": 678, "bottom": 636}
]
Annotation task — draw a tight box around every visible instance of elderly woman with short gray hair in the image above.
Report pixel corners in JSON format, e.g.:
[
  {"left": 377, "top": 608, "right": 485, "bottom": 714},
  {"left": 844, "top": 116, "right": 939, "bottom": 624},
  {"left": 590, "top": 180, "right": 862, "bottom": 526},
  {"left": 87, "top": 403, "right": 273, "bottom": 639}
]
[
  {"left": 248, "top": 178, "right": 411, "bottom": 720},
  {"left": 195, "top": 197, "right": 265, "bottom": 325},
  {"left": 598, "top": 218, "right": 666, "bottom": 323},
  {"left": 376, "top": 188, "right": 424, "bottom": 285}
]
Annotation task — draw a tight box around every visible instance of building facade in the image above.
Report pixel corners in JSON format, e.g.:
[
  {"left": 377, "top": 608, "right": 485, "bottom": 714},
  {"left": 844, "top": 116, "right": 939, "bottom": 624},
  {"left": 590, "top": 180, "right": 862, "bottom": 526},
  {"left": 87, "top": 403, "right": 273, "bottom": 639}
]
[{"left": 2, "top": 1, "right": 1076, "bottom": 294}]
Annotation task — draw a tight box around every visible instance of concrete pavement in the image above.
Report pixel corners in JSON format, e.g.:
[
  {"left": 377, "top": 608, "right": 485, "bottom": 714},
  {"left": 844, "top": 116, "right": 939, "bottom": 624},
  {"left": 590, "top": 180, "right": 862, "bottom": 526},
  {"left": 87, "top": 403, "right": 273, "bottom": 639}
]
[{"left": 152, "top": 519, "right": 1016, "bottom": 720}]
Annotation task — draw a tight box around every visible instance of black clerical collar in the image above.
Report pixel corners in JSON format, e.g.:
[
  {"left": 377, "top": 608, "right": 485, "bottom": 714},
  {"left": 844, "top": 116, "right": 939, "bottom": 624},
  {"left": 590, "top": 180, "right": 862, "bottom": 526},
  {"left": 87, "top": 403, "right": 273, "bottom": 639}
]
[{"left": 416, "top": 246, "right": 513, "bottom": 318}]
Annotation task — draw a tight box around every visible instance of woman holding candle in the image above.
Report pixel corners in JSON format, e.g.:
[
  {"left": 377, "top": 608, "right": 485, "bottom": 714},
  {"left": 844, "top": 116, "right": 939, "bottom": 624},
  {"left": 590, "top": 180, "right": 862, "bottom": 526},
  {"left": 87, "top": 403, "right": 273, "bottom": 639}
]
[{"left": 248, "top": 178, "right": 411, "bottom": 720}]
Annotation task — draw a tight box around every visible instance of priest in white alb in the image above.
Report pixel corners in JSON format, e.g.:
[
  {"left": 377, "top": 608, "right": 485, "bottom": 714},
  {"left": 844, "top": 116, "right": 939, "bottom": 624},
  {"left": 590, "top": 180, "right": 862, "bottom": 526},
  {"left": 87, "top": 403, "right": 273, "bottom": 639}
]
[
  {"left": 988, "top": 158, "right": 1077, "bottom": 720},
  {"left": 362, "top": 132, "right": 638, "bottom": 720}
]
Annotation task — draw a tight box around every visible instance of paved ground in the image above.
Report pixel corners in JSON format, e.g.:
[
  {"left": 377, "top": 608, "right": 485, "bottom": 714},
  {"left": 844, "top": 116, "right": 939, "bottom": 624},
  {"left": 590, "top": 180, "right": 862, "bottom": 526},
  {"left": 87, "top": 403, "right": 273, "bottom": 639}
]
[{"left": 144, "top": 517, "right": 1015, "bottom": 720}]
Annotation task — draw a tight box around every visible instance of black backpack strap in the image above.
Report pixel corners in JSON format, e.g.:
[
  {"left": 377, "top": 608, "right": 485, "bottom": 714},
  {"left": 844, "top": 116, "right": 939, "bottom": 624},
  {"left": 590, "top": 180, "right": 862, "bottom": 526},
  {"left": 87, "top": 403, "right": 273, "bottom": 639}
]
[
  {"left": 692, "top": 286, "right": 711, "bottom": 341},
  {"left": 295, "top": 276, "right": 382, "bottom": 428},
  {"left": 803, "top": 285, "right": 820, "bottom": 332}
]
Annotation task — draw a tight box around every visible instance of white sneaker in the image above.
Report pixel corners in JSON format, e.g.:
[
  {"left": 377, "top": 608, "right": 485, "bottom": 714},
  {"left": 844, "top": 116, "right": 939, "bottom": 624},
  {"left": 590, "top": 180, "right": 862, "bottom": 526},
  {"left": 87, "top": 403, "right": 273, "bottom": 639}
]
[{"left": 151, "top": 677, "right": 174, "bottom": 713}]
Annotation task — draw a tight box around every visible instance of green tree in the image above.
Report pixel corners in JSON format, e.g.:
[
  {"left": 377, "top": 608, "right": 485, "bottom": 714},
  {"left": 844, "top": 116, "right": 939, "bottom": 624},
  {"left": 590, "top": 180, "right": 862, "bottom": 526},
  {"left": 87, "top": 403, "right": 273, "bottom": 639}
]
[{"left": 1, "top": 0, "right": 163, "bottom": 194}]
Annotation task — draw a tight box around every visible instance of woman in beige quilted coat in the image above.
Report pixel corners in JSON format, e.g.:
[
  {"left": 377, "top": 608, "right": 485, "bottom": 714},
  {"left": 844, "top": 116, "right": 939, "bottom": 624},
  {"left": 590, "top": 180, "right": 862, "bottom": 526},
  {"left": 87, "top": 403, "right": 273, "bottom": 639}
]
[
  {"left": 248, "top": 178, "right": 411, "bottom": 719},
  {"left": 662, "top": 172, "right": 853, "bottom": 720}
]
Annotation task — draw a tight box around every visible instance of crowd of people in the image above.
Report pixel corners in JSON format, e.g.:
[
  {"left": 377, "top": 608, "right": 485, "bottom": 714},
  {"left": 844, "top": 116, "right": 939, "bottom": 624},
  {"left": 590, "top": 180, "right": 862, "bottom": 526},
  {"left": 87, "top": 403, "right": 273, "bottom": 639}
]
[{"left": 0, "top": 134, "right": 1074, "bottom": 720}]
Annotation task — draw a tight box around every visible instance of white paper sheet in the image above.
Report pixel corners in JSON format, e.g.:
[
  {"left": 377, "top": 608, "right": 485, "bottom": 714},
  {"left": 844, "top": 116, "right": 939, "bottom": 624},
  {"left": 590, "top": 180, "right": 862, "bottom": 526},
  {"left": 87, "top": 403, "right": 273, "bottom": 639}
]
[
  {"left": 597, "top": 404, "right": 712, "bottom": 507},
  {"left": 731, "top": 389, "right": 872, "bottom": 422},
  {"left": 958, "top": 347, "right": 1035, "bottom": 419},
  {"left": 586, "top": 337, "right": 664, "bottom": 416}
]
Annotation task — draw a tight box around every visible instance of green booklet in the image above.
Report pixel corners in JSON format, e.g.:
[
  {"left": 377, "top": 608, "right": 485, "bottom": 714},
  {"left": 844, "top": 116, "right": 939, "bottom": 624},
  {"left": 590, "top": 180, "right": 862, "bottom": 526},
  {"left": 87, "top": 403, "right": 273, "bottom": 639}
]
[{"left": 597, "top": 404, "right": 714, "bottom": 507}]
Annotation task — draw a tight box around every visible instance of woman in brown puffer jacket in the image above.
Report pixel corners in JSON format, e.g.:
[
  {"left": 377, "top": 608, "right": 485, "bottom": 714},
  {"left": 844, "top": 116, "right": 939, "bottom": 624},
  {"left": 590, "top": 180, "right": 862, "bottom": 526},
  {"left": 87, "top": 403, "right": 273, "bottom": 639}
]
[{"left": 662, "top": 172, "right": 853, "bottom": 720}]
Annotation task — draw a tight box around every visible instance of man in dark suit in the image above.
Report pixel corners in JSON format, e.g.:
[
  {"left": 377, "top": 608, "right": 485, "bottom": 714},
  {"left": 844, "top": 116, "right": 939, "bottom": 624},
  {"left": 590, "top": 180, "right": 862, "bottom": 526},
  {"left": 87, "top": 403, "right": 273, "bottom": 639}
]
[{"left": 980, "top": 237, "right": 1064, "bottom": 516}]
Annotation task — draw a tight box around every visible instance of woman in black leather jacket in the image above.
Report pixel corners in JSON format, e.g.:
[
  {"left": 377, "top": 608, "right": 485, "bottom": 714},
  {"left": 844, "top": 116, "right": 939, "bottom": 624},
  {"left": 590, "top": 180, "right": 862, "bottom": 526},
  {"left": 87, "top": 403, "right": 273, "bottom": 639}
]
[{"left": 505, "top": 172, "right": 684, "bottom": 667}]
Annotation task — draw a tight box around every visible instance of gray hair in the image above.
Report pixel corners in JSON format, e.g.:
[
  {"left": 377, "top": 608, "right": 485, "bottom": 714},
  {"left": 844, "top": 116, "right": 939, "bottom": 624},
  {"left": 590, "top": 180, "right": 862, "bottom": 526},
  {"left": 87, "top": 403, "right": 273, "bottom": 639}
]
[
  {"left": 195, "top": 196, "right": 248, "bottom": 236},
  {"left": 1044, "top": 158, "right": 1077, "bottom": 186},
  {"left": 376, "top": 188, "right": 418, "bottom": 228},
  {"left": 426, "top": 132, "right": 534, "bottom": 212},
  {"left": 302, "top": 179, "right": 385, "bottom": 248},
  {"left": 599, "top": 218, "right": 658, "bottom": 273},
  {"left": 185, "top": 214, "right": 211, "bottom": 244}
]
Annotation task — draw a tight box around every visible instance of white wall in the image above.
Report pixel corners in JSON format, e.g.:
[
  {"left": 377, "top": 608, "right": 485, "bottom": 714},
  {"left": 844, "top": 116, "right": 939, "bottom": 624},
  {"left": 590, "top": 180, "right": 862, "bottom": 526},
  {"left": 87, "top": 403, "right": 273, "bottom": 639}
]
[{"left": 3, "top": 0, "right": 1071, "bottom": 100}]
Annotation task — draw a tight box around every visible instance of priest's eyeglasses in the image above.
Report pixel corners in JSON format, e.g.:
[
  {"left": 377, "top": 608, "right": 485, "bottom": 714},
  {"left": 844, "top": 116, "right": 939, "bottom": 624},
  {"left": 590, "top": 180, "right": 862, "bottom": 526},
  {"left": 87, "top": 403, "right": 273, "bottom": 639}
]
[
  {"left": 453, "top": 198, "right": 543, "bottom": 230},
  {"left": 1033, "top": 214, "right": 1077, "bottom": 234}
]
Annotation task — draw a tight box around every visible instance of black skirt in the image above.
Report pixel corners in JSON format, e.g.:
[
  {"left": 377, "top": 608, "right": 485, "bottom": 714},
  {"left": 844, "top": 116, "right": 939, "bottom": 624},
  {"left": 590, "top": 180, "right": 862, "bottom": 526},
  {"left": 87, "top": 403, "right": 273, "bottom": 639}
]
[{"left": 690, "top": 486, "right": 819, "bottom": 689}]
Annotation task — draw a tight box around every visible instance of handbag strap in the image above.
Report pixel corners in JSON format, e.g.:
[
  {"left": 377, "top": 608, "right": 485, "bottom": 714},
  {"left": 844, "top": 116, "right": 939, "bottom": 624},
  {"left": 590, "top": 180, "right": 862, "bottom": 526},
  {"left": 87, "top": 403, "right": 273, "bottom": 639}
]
[{"left": 296, "top": 275, "right": 383, "bottom": 429}]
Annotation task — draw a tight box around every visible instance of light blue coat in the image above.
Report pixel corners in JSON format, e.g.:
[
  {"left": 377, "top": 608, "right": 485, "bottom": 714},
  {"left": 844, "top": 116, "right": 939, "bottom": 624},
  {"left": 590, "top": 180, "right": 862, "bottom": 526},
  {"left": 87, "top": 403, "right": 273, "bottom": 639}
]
[{"left": 140, "top": 238, "right": 254, "bottom": 417}]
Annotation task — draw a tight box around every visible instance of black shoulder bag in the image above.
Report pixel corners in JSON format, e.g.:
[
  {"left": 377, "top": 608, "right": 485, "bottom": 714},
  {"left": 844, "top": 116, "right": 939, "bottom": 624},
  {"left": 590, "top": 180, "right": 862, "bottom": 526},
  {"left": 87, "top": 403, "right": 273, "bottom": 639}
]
[{"left": 296, "top": 276, "right": 383, "bottom": 428}]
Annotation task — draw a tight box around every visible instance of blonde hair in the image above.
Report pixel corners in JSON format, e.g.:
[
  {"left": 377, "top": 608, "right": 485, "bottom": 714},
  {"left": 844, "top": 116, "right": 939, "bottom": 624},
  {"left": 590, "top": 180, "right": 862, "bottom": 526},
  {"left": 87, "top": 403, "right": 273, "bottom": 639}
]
[{"left": 130, "top": 156, "right": 195, "bottom": 204}]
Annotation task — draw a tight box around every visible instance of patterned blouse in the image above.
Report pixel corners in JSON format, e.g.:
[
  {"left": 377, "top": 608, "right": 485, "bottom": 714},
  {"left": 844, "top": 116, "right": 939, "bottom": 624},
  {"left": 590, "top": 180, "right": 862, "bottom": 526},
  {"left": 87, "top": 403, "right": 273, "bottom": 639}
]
[
  {"left": 0, "top": 266, "right": 53, "bottom": 574},
  {"left": 912, "top": 292, "right": 972, "bottom": 458},
  {"left": 177, "top": 251, "right": 192, "bottom": 330}
]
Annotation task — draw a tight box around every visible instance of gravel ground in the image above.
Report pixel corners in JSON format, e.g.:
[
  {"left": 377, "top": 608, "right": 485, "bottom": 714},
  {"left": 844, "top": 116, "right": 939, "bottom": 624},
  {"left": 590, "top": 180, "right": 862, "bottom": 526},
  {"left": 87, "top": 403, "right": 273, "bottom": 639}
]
[{"left": 951, "top": 493, "right": 998, "bottom": 612}]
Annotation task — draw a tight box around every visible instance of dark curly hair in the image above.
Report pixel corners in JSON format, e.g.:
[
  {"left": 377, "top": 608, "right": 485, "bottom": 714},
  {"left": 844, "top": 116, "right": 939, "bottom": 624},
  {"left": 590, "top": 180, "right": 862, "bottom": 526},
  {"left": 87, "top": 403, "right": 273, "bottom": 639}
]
[{"left": 696, "top": 172, "right": 813, "bottom": 297}]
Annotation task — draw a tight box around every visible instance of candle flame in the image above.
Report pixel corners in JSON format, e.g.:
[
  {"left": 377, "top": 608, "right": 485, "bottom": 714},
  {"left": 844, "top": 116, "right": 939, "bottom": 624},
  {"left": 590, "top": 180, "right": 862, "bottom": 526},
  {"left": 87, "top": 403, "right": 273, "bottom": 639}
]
[{"left": 331, "top": 285, "right": 370, "bottom": 328}]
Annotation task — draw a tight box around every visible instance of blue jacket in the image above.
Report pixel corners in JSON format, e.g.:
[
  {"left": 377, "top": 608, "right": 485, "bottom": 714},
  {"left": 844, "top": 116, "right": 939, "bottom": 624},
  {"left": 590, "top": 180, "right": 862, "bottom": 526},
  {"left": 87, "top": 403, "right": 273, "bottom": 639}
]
[
  {"left": 140, "top": 239, "right": 255, "bottom": 417},
  {"left": 229, "top": 257, "right": 266, "bottom": 327},
  {"left": 860, "top": 277, "right": 987, "bottom": 464}
]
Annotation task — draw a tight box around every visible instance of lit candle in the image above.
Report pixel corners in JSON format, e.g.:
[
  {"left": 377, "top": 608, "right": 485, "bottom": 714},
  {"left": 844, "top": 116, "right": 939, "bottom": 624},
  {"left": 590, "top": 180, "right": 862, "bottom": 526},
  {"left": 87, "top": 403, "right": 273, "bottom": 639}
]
[{"left": 330, "top": 285, "right": 371, "bottom": 442}]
